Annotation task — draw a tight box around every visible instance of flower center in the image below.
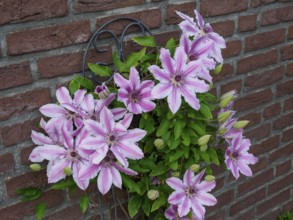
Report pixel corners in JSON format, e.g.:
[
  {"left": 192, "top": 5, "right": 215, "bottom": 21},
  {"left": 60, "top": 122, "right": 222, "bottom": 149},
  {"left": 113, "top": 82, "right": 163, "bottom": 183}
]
[
  {"left": 171, "top": 74, "right": 183, "bottom": 87},
  {"left": 230, "top": 151, "right": 239, "bottom": 160},
  {"left": 70, "top": 151, "right": 77, "bottom": 157},
  {"left": 185, "top": 186, "right": 197, "bottom": 197},
  {"left": 175, "top": 75, "right": 181, "bottom": 82},
  {"left": 109, "top": 135, "right": 115, "bottom": 142},
  {"left": 107, "top": 134, "right": 116, "bottom": 146},
  {"left": 129, "top": 91, "right": 140, "bottom": 102},
  {"left": 189, "top": 54, "right": 197, "bottom": 61},
  {"left": 67, "top": 150, "right": 79, "bottom": 161}
]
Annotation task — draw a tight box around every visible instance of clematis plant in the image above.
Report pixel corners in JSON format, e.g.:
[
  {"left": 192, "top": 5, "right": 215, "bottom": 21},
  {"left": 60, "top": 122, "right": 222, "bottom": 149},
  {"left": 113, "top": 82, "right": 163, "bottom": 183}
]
[{"left": 18, "top": 10, "right": 258, "bottom": 220}]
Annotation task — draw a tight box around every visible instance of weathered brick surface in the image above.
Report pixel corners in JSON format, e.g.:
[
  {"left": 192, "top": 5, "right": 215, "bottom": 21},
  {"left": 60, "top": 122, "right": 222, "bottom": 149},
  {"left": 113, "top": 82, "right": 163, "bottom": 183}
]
[
  {"left": 0, "top": 0, "right": 67, "bottom": 25},
  {"left": 0, "top": 153, "right": 14, "bottom": 175},
  {"left": 276, "top": 79, "right": 293, "bottom": 97},
  {"left": 263, "top": 103, "right": 281, "bottom": 119},
  {"left": 222, "top": 40, "right": 241, "bottom": 58},
  {"left": 245, "top": 29, "right": 286, "bottom": 51},
  {"left": 284, "top": 97, "right": 293, "bottom": 112},
  {"left": 269, "top": 143, "right": 293, "bottom": 163},
  {"left": 288, "top": 25, "right": 293, "bottom": 39},
  {"left": 238, "top": 14, "right": 257, "bottom": 32},
  {"left": 261, "top": 6, "right": 293, "bottom": 26},
  {"left": 201, "top": 0, "right": 248, "bottom": 17},
  {"left": 7, "top": 20, "right": 91, "bottom": 55},
  {"left": 212, "top": 20, "right": 235, "bottom": 37},
  {"left": 280, "top": 44, "right": 293, "bottom": 61},
  {"left": 276, "top": 159, "right": 291, "bottom": 177},
  {"left": 0, "top": 62, "right": 33, "bottom": 90},
  {"left": 43, "top": 204, "right": 83, "bottom": 220},
  {"left": 74, "top": 0, "right": 144, "bottom": 13},
  {"left": 273, "top": 112, "right": 293, "bottom": 130},
  {"left": 165, "top": 2, "right": 196, "bottom": 25}
]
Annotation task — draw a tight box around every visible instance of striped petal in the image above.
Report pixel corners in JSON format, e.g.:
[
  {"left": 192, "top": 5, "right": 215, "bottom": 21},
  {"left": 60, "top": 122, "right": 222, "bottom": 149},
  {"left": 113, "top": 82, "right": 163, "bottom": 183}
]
[
  {"left": 138, "top": 100, "right": 156, "bottom": 112},
  {"left": 40, "top": 104, "right": 66, "bottom": 118},
  {"left": 98, "top": 167, "right": 112, "bottom": 195},
  {"left": 29, "top": 145, "right": 66, "bottom": 162},
  {"left": 197, "top": 181, "right": 216, "bottom": 192},
  {"left": 196, "top": 192, "right": 217, "bottom": 206},
  {"left": 84, "top": 119, "right": 105, "bottom": 137},
  {"left": 149, "top": 65, "right": 169, "bottom": 83},
  {"left": 160, "top": 48, "right": 175, "bottom": 75},
  {"left": 191, "top": 198, "right": 205, "bottom": 220},
  {"left": 56, "top": 87, "right": 72, "bottom": 105},
  {"left": 110, "top": 166, "right": 122, "bottom": 188},
  {"left": 174, "top": 46, "right": 187, "bottom": 73},
  {"left": 114, "top": 73, "right": 131, "bottom": 90},
  {"left": 100, "top": 107, "right": 115, "bottom": 133},
  {"left": 118, "top": 141, "right": 144, "bottom": 160},
  {"left": 73, "top": 89, "right": 86, "bottom": 105},
  {"left": 78, "top": 163, "right": 100, "bottom": 180},
  {"left": 47, "top": 159, "right": 70, "bottom": 183},
  {"left": 31, "top": 130, "right": 52, "bottom": 145},
  {"left": 183, "top": 169, "right": 195, "bottom": 186},
  {"left": 129, "top": 67, "right": 140, "bottom": 90},
  {"left": 152, "top": 83, "right": 173, "bottom": 99},
  {"left": 167, "top": 88, "right": 181, "bottom": 114},
  {"left": 166, "top": 177, "right": 185, "bottom": 191},
  {"left": 168, "top": 191, "right": 185, "bottom": 204},
  {"left": 180, "top": 86, "right": 200, "bottom": 111},
  {"left": 121, "top": 128, "right": 146, "bottom": 142},
  {"left": 178, "top": 196, "right": 191, "bottom": 217}
]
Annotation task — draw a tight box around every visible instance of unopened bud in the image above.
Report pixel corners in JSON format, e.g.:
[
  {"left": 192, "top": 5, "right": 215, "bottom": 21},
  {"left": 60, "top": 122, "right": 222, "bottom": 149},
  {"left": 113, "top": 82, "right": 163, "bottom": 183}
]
[
  {"left": 205, "top": 175, "right": 215, "bottom": 182},
  {"left": 154, "top": 139, "right": 165, "bottom": 150},
  {"left": 94, "top": 83, "right": 110, "bottom": 99},
  {"left": 198, "top": 135, "right": 211, "bottom": 146},
  {"left": 200, "top": 144, "right": 208, "bottom": 152},
  {"left": 147, "top": 190, "right": 159, "bottom": 200},
  {"left": 219, "top": 96, "right": 233, "bottom": 108},
  {"left": 209, "top": 83, "right": 213, "bottom": 89},
  {"left": 190, "top": 164, "right": 200, "bottom": 172},
  {"left": 213, "top": 64, "right": 223, "bottom": 75},
  {"left": 172, "top": 171, "right": 180, "bottom": 177},
  {"left": 29, "top": 164, "right": 41, "bottom": 172},
  {"left": 220, "top": 90, "right": 237, "bottom": 100},
  {"left": 233, "top": 120, "right": 249, "bottom": 129},
  {"left": 218, "top": 128, "right": 227, "bottom": 136},
  {"left": 64, "top": 167, "right": 72, "bottom": 176},
  {"left": 218, "top": 111, "right": 231, "bottom": 123}
]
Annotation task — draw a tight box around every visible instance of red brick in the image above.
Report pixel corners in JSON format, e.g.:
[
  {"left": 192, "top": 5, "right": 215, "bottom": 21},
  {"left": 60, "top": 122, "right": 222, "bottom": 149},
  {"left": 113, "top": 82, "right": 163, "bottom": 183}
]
[
  {"left": 44, "top": 204, "right": 83, "bottom": 220},
  {"left": 284, "top": 97, "right": 293, "bottom": 112},
  {"left": 96, "top": 9, "right": 161, "bottom": 36},
  {"left": 222, "top": 40, "right": 241, "bottom": 58},
  {"left": 259, "top": 208, "right": 282, "bottom": 220},
  {"left": 269, "top": 173, "right": 293, "bottom": 194},
  {"left": 0, "top": 88, "right": 51, "bottom": 121},
  {"left": 0, "top": 190, "right": 63, "bottom": 220},
  {"left": 287, "top": 62, "right": 293, "bottom": 76},
  {"left": 257, "top": 189, "right": 290, "bottom": 215},
  {"left": 7, "top": 20, "right": 91, "bottom": 55},
  {"left": 251, "top": 0, "right": 286, "bottom": 7},
  {"left": 235, "top": 208, "right": 255, "bottom": 220},
  {"left": 0, "top": 153, "right": 14, "bottom": 175},
  {"left": 6, "top": 171, "right": 48, "bottom": 197},
  {"left": 212, "top": 20, "right": 234, "bottom": 37},
  {"left": 238, "top": 169, "right": 273, "bottom": 196},
  {"left": 245, "top": 29, "right": 285, "bottom": 52},
  {"left": 221, "top": 79, "right": 242, "bottom": 94},
  {"left": 276, "top": 159, "right": 291, "bottom": 177},
  {"left": 277, "top": 79, "right": 293, "bottom": 97},
  {"left": 283, "top": 200, "right": 293, "bottom": 213},
  {"left": 288, "top": 25, "right": 293, "bottom": 40},
  {"left": 274, "top": 112, "right": 293, "bottom": 130},
  {"left": 251, "top": 135, "right": 280, "bottom": 156},
  {"left": 263, "top": 103, "right": 281, "bottom": 119},
  {"left": 230, "top": 188, "right": 265, "bottom": 216},
  {"left": 38, "top": 48, "right": 112, "bottom": 78},
  {"left": 234, "top": 89, "right": 273, "bottom": 110},
  {"left": 280, "top": 44, "right": 293, "bottom": 61},
  {"left": 237, "top": 49, "right": 277, "bottom": 74},
  {"left": 245, "top": 66, "right": 284, "bottom": 89},
  {"left": 154, "top": 31, "right": 180, "bottom": 47},
  {"left": 251, "top": 156, "right": 267, "bottom": 174},
  {"left": 213, "top": 63, "right": 233, "bottom": 82},
  {"left": 74, "top": 0, "right": 144, "bottom": 13},
  {"left": 261, "top": 6, "right": 293, "bottom": 26},
  {"left": 206, "top": 210, "right": 225, "bottom": 220},
  {"left": 251, "top": 0, "right": 261, "bottom": 7},
  {"left": 239, "top": 112, "right": 261, "bottom": 128},
  {"left": 269, "top": 143, "right": 293, "bottom": 163},
  {"left": 245, "top": 123, "right": 271, "bottom": 142},
  {"left": 0, "top": 0, "right": 67, "bottom": 25},
  {"left": 0, "top": 62, "right": 33, "bottom": 90},
  {"left": 0, "top": 117, "right": 40, "bottom": 147},
  {"left": 201, "top": 0, "right": 247, "bottom": 17},
  {"left": 20, "top": 145, "right": 34, "bottom": 165},
  {"left": 282, "top": 128, "right": 293, "bottom": 143},
  {"left": 211, "top": 190, "right": 234, "bottom": 210},
  {"left": 238, "top": 14, "right": 257, "bottom": 32},
  {"left": 165, "top": 2, "right": 196, "bottom": 25}
]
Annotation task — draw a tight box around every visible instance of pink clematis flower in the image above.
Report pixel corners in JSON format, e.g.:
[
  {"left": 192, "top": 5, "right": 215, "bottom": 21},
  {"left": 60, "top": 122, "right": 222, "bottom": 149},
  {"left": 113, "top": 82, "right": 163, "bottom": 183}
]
[
  {"left": 114, "top": 67, "right": 156, "bottom": 114},
  {"left": 82, "top": 107, "right": 146, "bottom": 167},
  {"left": 78, "top": 151, "right": 137, "bottom": 195},
  {"left": 149, "top": 47, "right": 210, "bottom": 114},
  {"left": 29, "top": 125, "right": 91, "bottom": 190},
  {"left": 176, "top": 10, "right": 226, "bottom": 63},
  {"left": 166, "top": 169, "right": 217, "bottom": 219},
  {"left": 165, "top": 204, "right": 198, "bottom": 220},
  {"left": 40, "top": 87, "right": 86, "bottom": 130},
  {"left": 225, "top": 133, "right": 258, "bottom": 179}
]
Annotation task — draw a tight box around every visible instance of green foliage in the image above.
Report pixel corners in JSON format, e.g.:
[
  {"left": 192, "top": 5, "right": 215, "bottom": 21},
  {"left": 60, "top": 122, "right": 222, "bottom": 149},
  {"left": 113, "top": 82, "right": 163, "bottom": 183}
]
[
  {"left": 88, "top": 63, "right": 112, "bottom": 77},
  {"left": 132, "top": 36, "right": 156, "bottom": 47},
  {"left": 128, "top": 195, "right": 142, "bottom": 218},
  {"left": 16, "top": 187, "right": 42, "bottom": 202},
  {"left": 80, "top": 195, "right": 90, "bottom": 213},
  {"left": 278, "top": 211, "right": 293, "bottom": 220},
  {"left": 69, "top": 75, "right": 94, "bottom": 94},
  {"left": 35, "top": 203, "right": 45, "bottom": 220}
]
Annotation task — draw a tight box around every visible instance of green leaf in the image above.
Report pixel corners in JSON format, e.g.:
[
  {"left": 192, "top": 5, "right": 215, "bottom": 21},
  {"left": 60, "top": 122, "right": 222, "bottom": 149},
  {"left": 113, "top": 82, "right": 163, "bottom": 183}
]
[
  {"left": 21, "top": 189, "right": 42, "bottom": 202},
  {"left": 182, "top": 131, "right": 191, "bottom": 146},
  {"left": 73, "top": 76, "right": 94, "bottom": 91},
  {"left": 169, "top": 138, "right": 181, "bottom": 150},
  {"left": 128, "top": 195, "right": 142, "bottom": 218},
  {"left": 189, "top": 123, "right": 205, "bottom": 136},
  {"left": 199, "top": 151, "right": 210, "bottom": 163},
  {"left": 149, "top": 165, "right": 168, "bottom": 176},
  {"left": 168, "top": 160, "right": 178, "bottom": 170},
  {"left": 113, "top": 51, "right": 125, "bottom": 72},
  {"left": 50, "top": 178, "right": 76, "bottom": 190},
  {"left": 169, "top": 150, "right": 184, "bottom": 162},
  {"left": 165, "top": 38, "right": 176, "bottom": 56},
  {"left": 154, "top": 212, "right": 165, "bottom": 220},
  {"left": 156, "top": 119, "right": 171, "bottom": 137},
  {"left": 151, "top": 194, "right": 167, "bottom": 212},
  {"left": 125, "top": 48, "right": 146, "bottom": 69},
  {"left": 69, "top": 80, "right": 80, "bottom": 94},
  {"left": 200, "top": 104, "right": 213, "bottom": 119},
  {"left": 36, "top": 203, "right": 45, "bottom": 220},
  {"left": 174, "top": 119, "right": 185, "bottom": 140},
  {"left": 80, "top": 195, "right": 90, "bottom": 213},
  {"left": 88, "top": 62, "right": 112, "bottom": 77},
  {"left": 142, "top": 196, "right": 151, "bottom": 216},
  {"left": 208, "top": 148, "right": 220, "bottom": 165},
  {"left": 121, "top": 174, "right": 142, "bottom": 195},
  {"left": 139, "top": 158, "right": 157, "bottom": 170},
  {"left": 132, "top": 36, "right": 156, "bottom": 47},
  {"left": 16, "top": 187, "right": 38, "bottom": 197}
]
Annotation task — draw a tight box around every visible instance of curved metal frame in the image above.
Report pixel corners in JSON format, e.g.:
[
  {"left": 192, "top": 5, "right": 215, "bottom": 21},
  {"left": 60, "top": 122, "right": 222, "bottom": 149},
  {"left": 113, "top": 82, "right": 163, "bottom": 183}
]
[
  {"left": 82, "top": 17, "right": 154, "bottom": 85},
  {"left": 82, "top": 17, "right": 155, "bottom": 220}
]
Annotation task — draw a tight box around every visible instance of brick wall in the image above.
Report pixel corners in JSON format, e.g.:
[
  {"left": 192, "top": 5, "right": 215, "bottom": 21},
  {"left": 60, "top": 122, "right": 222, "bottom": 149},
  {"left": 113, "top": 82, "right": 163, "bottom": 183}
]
[{"left": 0, "top": 0, "right": 292, "bottom": 219}]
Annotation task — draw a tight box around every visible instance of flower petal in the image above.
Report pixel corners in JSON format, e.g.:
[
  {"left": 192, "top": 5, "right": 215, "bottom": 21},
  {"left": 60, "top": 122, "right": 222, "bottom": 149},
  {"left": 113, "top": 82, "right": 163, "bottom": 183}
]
[
  {"left": 149, "top": 65, "right": 170, "bottom": 83},
  {"left": 84, "top": 119, "right": 105, "bottom": 137},
  {"left": 91, "top": 145, "right": 108, "bottom": 164},
  {"left": 121, "top": 128, "right": 146, "bottom": 143},
  {"left": 61, "top": 125, "right": 74, "bottom": 149},
  {"left": 138, "top": 100, "right": 156, "bottom": 112},
  {"left": 183, "top": 169, "right": 195, "bottom": 186},
  {"left": 110, "top": 166, "right": 122, "bottom": 188},
  {"left": 178, "top": 196, "right": 191, "bottom": 217},
  {"left": 31, "top": 130, "right": 53, "bottom": 145},
  {"left": 118, "top": 141, "right": 144, "bottom": 160},
  {"left": 114, "top": 73, "right": 130, "bottom": 90},
  {"left": 152, "top": 83, "right": 173, "bottom": 99},
  {"left": 72, "top": 161, "right": 89, "bottom": 190},
  {"left": 73, "top": 89, "right": 86, "bottom": 105},
  {"left": 180, "top": 34, "right": 190, "bottom": 55},
  {"left": 168, "top": 191, "right": 185, "bottom": 204},
  {"left": 167, "top": 88, "right": 181, "bottom": 114},
  {"left": 56, "top": 87, "right": 72, "bottom": 105},
  {"left": 197, "top": 181, "right": 216, "bottom": 192},
  {"left": 194, "top": 10, "right": 204, "bottom": 28},
  {"left": 192, "top": 169, "right": 205, "bottom": 185},
  {"left": 113, "top": 163, "right": 137, "bottom": 175},
  {"left": 29, "top": 145, "right": 66, "bottom": 162},
  {"left": 238, "top": 160, "right": 253, "bottom": 177},
  {"left": 47, "top": 159, "right": 70, "bottom": 183},
  {"left": 119, "top": 113, "right": 133, "bottom": 128},
  {"left": 191, "top": 198, "right": 205, "bottom": 220},
  {"left": 100, "top": 107, "right": 115, "bottom": 132},
  {"left": 111, "top": 146, "right": 128, "bottom": 167},
  {"left": 174, "top": 46, "right": 187, "bottom": 73},
  {"left": 160, "top": 48, "right": 175, "bottom": 75},
  {"left": 79, "top": 163, "right": 100, "bottom": 180},
  {"left": 98, "top": 167, "right": 113, "bottom": 195},
  {"left": 139, "top": 80, "right": 154, "bottom": 91},
  {"left": 129, "top": 67, "right": 140, "bottom": 90},
  {"left": 184, "top": 60, "right": 202, "bottom": 77},
  {"left": 40, "top": 104, "right": 66, "bottom": 118},
  {"left": 180, "top": 86, "right": 200, "bottom": 111},
  {"left": 185, "top": 77, "right": 210, "bottom": 93},
  {"left": 196, "top": 192, "right": 217, "bottom": 206},
  {"left": 111, "top": 107, "right": 127, "bottom": 121},
  {"left": 166, "top": 177, "right": 185, "bottom": 191},
  {"left": 80, "top": 94, "right": 95, "bottom": 113}
]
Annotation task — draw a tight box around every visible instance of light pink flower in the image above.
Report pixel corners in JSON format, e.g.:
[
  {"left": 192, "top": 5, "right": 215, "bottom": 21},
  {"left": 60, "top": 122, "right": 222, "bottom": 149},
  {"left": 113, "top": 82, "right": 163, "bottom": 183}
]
[
  {"left": 149, "top": 47, "right": 209, "bottom": 114},
  {"left": 225, "top": 133, "right": 258, "bottom": 179},
  {"left": 114, "top": 67, "right": 156, "bottom": 114},
  {"left": 165, "top": 204, "right": 199, "bottom": 220},
  {"left": 166, "top": 169, "right": 217, "bottom": 219}
]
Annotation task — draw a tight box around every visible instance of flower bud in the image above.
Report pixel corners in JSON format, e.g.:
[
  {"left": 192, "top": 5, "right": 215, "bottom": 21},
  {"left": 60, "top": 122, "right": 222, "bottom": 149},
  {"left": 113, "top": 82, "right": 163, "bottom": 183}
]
[
  {"left": 172, "top": 171, "right": 180, "bottom": 177},
  {"left": 154, "top": 138, "right": 165, "bottom": 150},
  {"left": 64, "top": 167, "right": 73, "bottom": 176},
  {"left": 219, "top": 96, "right": 233, "bottom": 108},
  {"left": 218, "top": 128, "right": 227, "bottom": 136},
  {"left": 190, "top": 164, "right": 200, "bottom": 172},
  {"left": 147, "top": 190, "right": 159, "bottom": 200},
  {"left": 29, "top": 164, "right": 41, "bottom": 172},
  {"left": 200, "top": 144, "right": 208, "bottom": 152},
  {"left": 204, "top": 175, "right": 215, "bottom": 182},
  {"left": 213, "top": 64, "right": 223, "bottom": 75},
  {"left": 233, "top": 120, "right": 249, "bottom": 129},
  {"left": 198, "top": 135, "right": 211, "bottom": 146},
  {"left": 220, "top": 90, "right": 237, "bottom": 100},
  {"left": 218, "top": 111, "right": 231, "bottom": 123},
  {"left": 94, "top": 83, "right": 110, "bottom": 99}
]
